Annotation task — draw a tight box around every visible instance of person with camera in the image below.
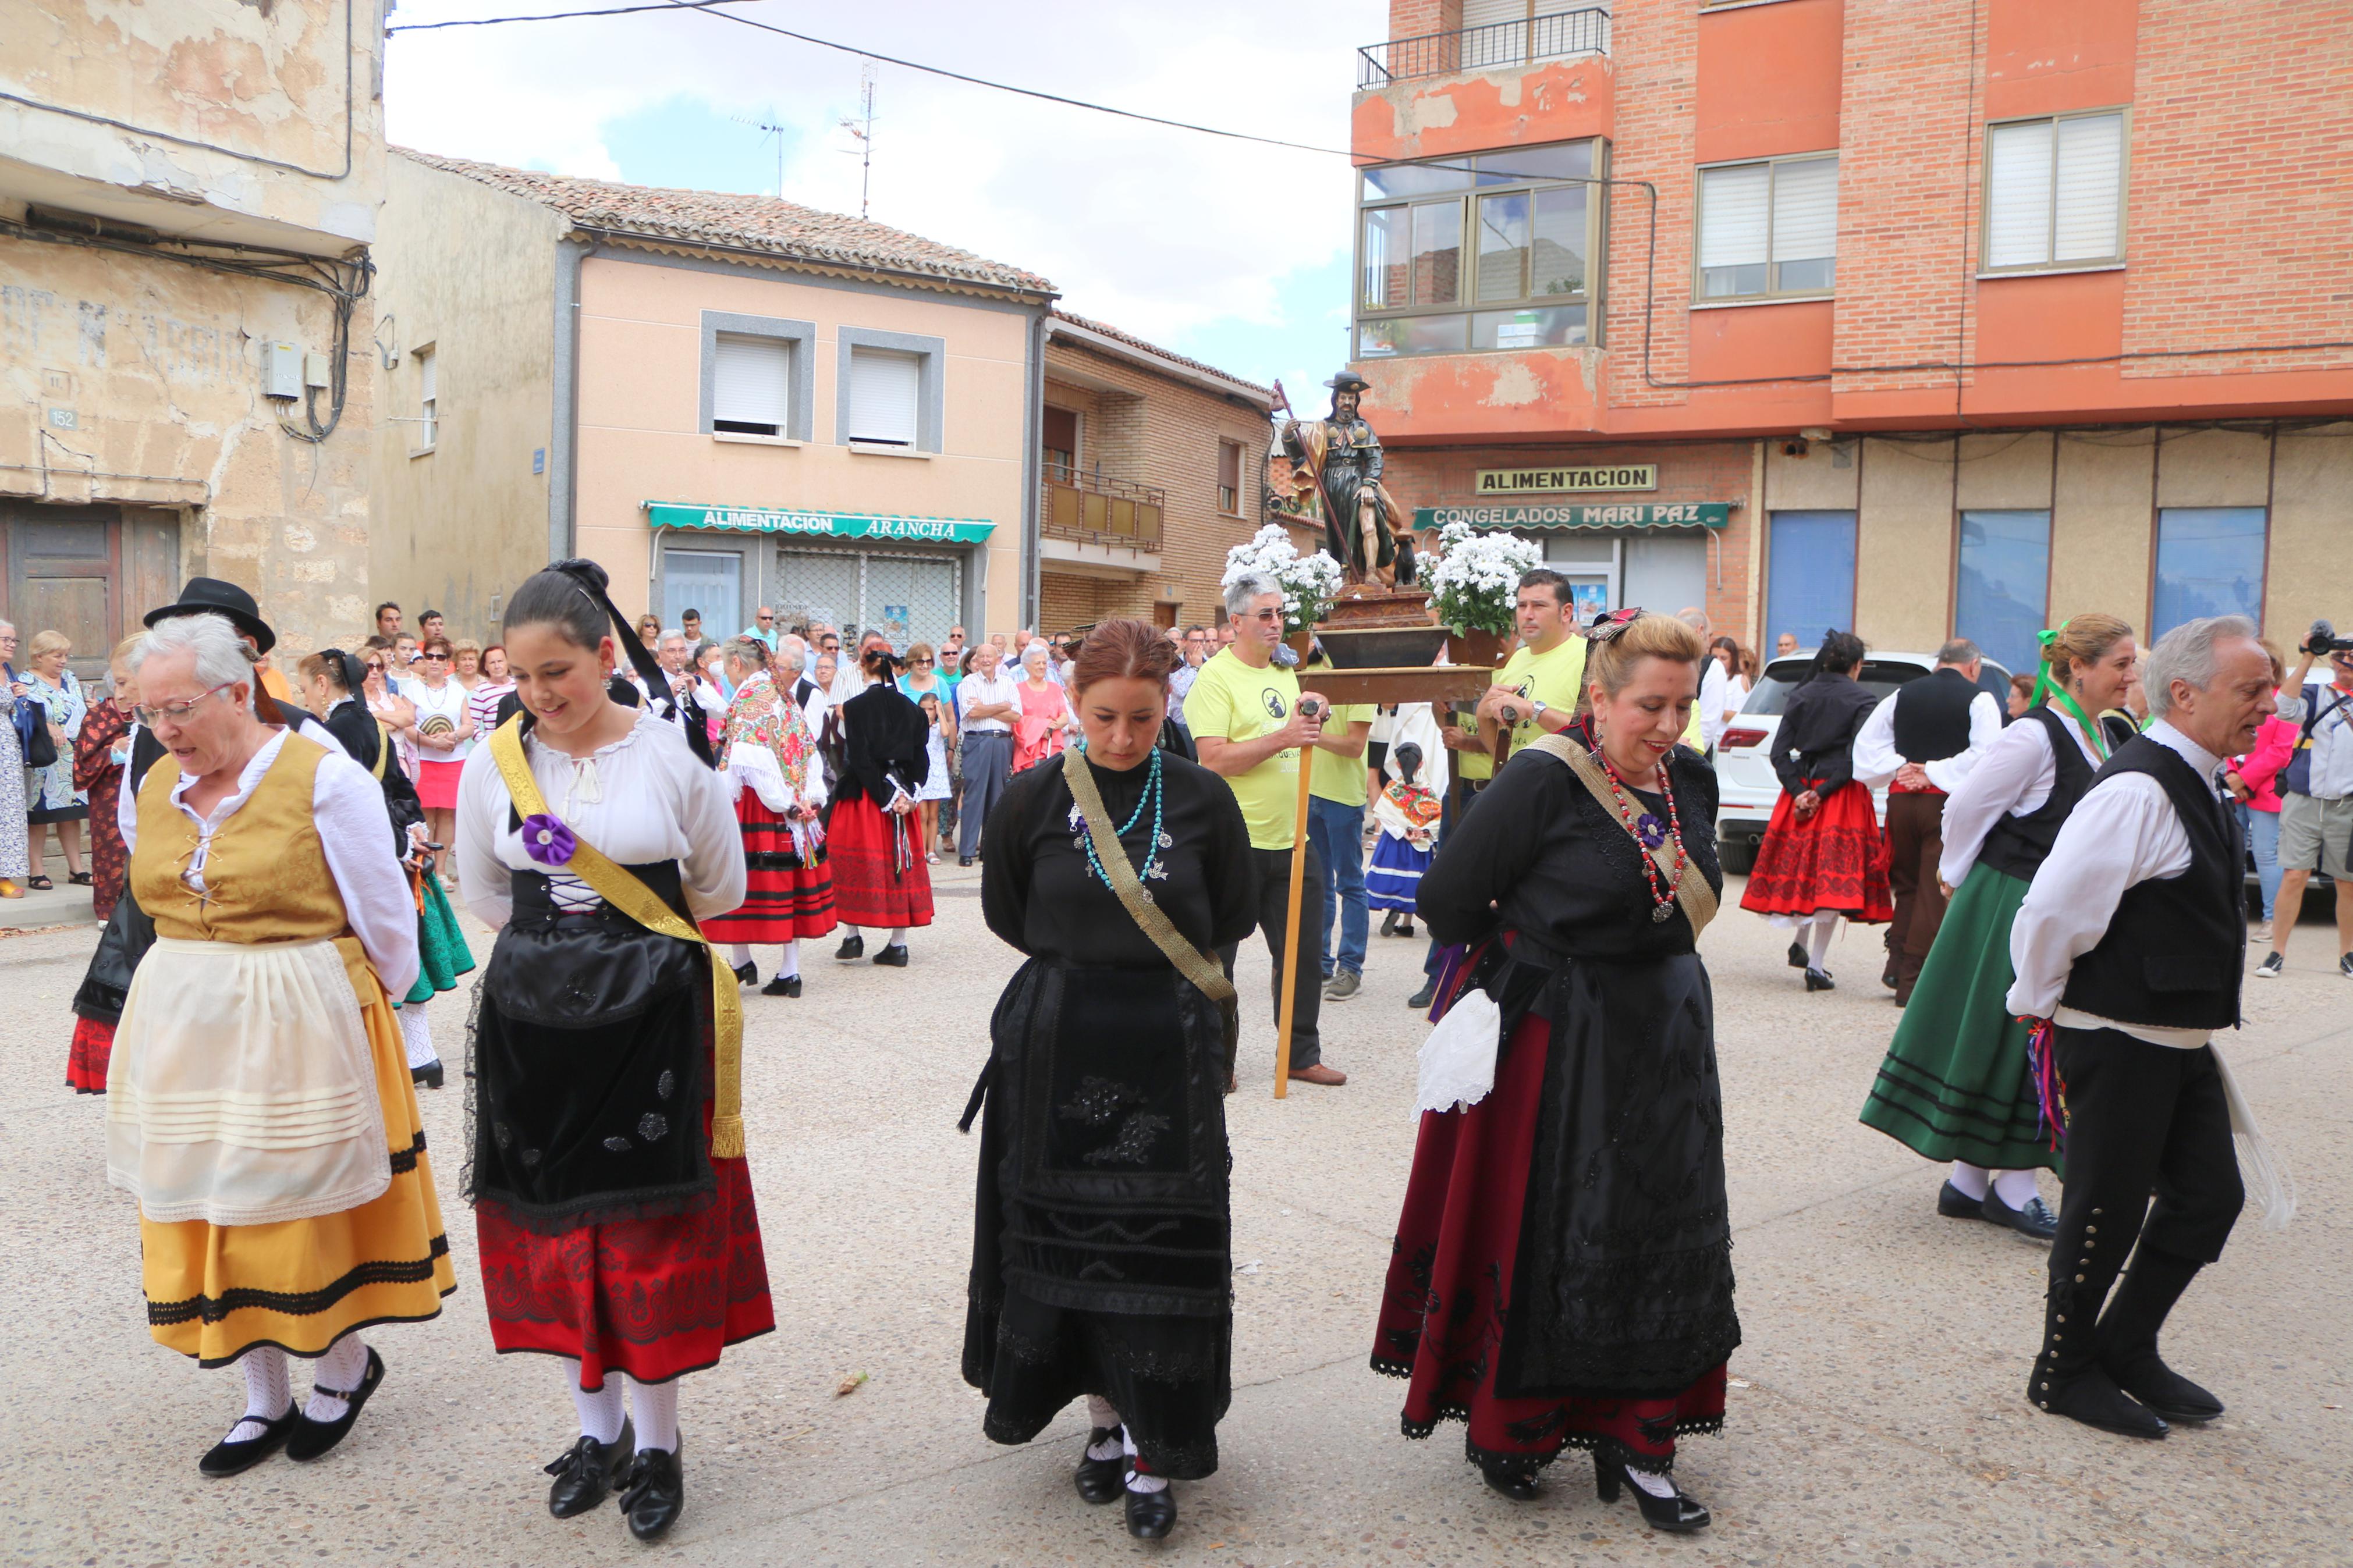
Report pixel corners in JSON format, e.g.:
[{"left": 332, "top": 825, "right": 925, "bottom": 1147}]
[
  {"left": 2258, "top": 621, "right": 2353, "bottom": 979},
  {"left": 1187, "top": 573, "right": 1346, "bottom": 1087}
]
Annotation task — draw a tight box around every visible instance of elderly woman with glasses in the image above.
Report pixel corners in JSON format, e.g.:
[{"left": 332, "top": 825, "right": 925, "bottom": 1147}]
[
  {"left": 1012, "top": 641, "right": 1076, "bottom": 773},
  {"left": 106, "top": 611, "right": 453, "bottom": 1477}
]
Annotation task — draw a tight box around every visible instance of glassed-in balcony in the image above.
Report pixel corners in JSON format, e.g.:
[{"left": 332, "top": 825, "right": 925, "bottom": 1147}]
[{"left": 1357, "top": 7, "right": 1611, "bottom": 89}]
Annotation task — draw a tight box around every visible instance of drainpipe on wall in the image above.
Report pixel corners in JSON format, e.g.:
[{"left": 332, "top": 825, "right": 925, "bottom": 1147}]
[
  {"left": 1020, "top": 305, "right": 1048, "bottom": 630},
  {"left": 548, "top": 236, "right": 592, "bottom": 564}
]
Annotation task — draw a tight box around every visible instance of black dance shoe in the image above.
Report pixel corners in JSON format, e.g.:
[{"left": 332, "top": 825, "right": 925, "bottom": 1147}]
[
  {"left": 1787, "top": 939, "right": 1809, "bottom": 969},
  {"left": 873, "top": 944, "right": 910, "bottom": 968},
  {"left": 545, "top": 1419, "right": 635, "bottom": 1518},
  {"left": 286, "top": 1346, "right": 385, "bottom": 1462},
  {"left": 2030, "top": 1361, "right": 2168, "bottom": 1439},
  {"left": 1478, "top": 1457, "right": 1542, "bottom": 1501},
  {"left": 733, "top": 960, "right": 758, "bottom": 987},
  {"left": 1380, "top": 909, "right": 1401, "bottom": 937},
  {"left": 2103, "top": 1352, "right": 2224, "bottom": 1423},
  {"left": 1981, "top": 1187, "right": 2059, "bottom": 1241},
  {"left": 761, "top": 974, "right": 803, "bottom": 997},
  {"left": 1804, "top": 967, "right": 1835, "bottom": 992},
  {"left": 835, "top": 934, "right": 865, "bottom": 962},
  {"left": 1123, "top": 1476, "right": 1176, "bottom": 1539},
  {"left": 1937, "top": 1179, "right": 1990, "bottom": 1221},
  {"left": 198, "top": 1403, "right": 300, "bottom": 1478},
  {"left": 619, "top": 1442, "right": 686, "bottom": 1541},
  {"left": 1406, "top": 982, "right": 1436, "bottom": 1009},
  {"left": 1074, "top": 1427, "right": 1124, "bottom": 1505},
  {"left": 1595, "top": 1455, "right": 1710, "bottom": 1533},
  {"left": 411, "top": 1061, "right": 443, "bottom": 1090}
]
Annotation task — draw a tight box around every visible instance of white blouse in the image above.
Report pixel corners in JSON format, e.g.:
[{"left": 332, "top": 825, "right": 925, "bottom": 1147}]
[
  {"left": 409, "top": 678, "right": 474, "bottom": 763},
  {"left": 455, "top": 706, "right": 746, "bottom": 929},
  {"left": 1936, "top": 710, "right": 2106, "bottom": 887},
  {"left": 119, "top": 730, "right": 421, "bottom": 999}
]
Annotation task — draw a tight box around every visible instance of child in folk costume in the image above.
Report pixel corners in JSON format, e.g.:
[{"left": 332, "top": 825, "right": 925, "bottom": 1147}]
[
  {"left": 828, "top": 646, "right": 934, "bottom": 967},
  {"left": 1368, "top": 707, "right": 1446, "bottom": 938},
  {"left": 703, "top": 636, "right": 836, "bottom": 999}
]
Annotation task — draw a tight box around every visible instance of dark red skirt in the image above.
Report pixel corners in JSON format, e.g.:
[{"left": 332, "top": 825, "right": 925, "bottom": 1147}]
[
  {"left": 475, "top": 1086, "right": 774, "bottom": 1389},
  {"left": 66, "top": 1016, "right": 113, "bottom": 1094},
  {"left": 827, "top": 795, "right": 934, "bottom": 930},
  {"left": 701, "top": 797, "right": 837, "bottom": 943},
  {"left": 1738, "top": 780, "right": 1894, "bottom": 923},
  {"left": 1373, "top": 1012, "right": 1726, "bottom": 1474}
]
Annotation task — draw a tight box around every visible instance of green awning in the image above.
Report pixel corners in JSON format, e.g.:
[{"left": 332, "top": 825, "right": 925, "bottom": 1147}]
[
  {"left": 1414, "top": 502, "right": 1729, "bottom": 530},
  {"left": 645, "top": 500, "right": 995, "bottom": 544}
]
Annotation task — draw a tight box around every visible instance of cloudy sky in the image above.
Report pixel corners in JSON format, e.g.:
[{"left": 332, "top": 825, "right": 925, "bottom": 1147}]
[{"left": 384, "top": 0, "right": 1386, "bottom": 406}]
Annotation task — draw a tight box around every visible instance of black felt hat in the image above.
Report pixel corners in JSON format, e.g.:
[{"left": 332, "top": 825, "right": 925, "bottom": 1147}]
[
  {"left": 1324, "top": 370, "right": 1373, "bottom": 394},
  {"left": 144, "top": 577, "right": 276, "bottom": 654}
]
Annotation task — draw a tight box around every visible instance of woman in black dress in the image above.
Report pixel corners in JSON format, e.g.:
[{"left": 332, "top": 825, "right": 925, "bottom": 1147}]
[
  {"left": 963, "top": 618, "right": 1255, "bottom": 1542},
  {"left": 827, "top": 647, "right": 934, "bottom": 965},
  {"left": 1372, "top": 609, "right": 1736, "bottom": 1532}
]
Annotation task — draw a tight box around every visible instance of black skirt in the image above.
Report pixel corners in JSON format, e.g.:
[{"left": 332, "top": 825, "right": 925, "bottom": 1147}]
[{"left": 961, "top": 958, "right": 1233, "bottom": 1478}]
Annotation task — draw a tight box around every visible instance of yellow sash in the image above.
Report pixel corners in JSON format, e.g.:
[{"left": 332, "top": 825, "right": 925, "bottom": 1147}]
[{"left": 488, "top": 716, "right": 746, "bottom": 1159}]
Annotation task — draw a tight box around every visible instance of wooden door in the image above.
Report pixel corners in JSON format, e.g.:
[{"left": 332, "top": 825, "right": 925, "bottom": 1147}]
[{"left": 2, "top": 503, "right": 118, "bottom": 681}]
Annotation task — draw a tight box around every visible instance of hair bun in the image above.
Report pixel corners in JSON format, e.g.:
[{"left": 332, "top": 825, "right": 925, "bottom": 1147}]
[{"left": 549, "top": 557, "right": 612, "bottom": 595}]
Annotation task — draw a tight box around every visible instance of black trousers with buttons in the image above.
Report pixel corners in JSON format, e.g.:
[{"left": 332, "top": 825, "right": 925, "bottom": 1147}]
[{"left": 2049, "top": 1026, "right": 2245, "bottom": 1319}]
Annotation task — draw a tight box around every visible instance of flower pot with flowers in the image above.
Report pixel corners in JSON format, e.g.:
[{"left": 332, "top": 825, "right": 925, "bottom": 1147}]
[
  {"left": 1425, "top": 521, "right": 1542, "bottom": 668},
  {"left": 1221, "top": 524, "right": 1343, "bottom": 658}
]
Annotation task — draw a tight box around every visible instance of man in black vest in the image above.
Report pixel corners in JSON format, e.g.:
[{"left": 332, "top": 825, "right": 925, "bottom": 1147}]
[
  {"left": 1855, "top": 638, "right": 2002, "bottom": 1002},
  {"left": 2007, "top": 615, "right": 2283, "bottom": 1439}
]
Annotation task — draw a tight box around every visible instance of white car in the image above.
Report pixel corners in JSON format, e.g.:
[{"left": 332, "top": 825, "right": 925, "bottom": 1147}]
[{"left": 1713, "top": 652, "right": 2012, "bottom": 873}]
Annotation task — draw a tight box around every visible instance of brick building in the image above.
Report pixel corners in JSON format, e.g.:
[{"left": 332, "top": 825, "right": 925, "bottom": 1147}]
[
  {"left": 1037, "top": 312, "right": 1287, "bottom": 638},
  {"left": 1348, "top": 0, "right": 2353, "bottom": 670}
]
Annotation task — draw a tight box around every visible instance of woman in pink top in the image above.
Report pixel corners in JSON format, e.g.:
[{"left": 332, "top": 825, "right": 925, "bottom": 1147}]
[
  {"left": 1010, "top": 641, "right": 1074, "bottom": 773},
  {"left": 2226, "top": 639, "right": 2298, "bottom": 937}
]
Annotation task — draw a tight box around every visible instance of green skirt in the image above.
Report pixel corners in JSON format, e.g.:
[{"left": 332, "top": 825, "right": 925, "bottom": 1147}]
[
  {"left": 404, "top": 871, "right": 477, "bottom": 1006},
  {"left": 1857, "top": 862, "right": 2060, "bottom": 1174}
]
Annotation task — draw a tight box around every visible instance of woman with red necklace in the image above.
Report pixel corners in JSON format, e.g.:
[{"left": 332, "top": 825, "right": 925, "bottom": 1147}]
[{"left": 1371, "top": 609, "right": 1735, "bottom": 1533}]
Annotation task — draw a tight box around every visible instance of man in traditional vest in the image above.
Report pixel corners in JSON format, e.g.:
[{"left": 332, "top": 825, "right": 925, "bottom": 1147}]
[
  {"left": 1854, "top": 638, "right": 2003, "bottom": 1003},
  {"left": 2007, "top": 615, "right": 2285, "bottom": 1439}
]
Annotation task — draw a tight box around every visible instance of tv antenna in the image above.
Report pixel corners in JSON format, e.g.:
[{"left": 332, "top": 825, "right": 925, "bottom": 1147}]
[
  {"left": 731, "top": 106, "right": 789, "bottom": 197},
  {"left": 839, "top": 65, "right": 876, "bottom": 218}
]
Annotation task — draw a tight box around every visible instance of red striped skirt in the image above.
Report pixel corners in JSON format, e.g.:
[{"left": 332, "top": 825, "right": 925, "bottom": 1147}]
[
  {"left": 1738, "top": 780, "right": 1894, "bottom": 923},
  {"left": 827, "top": 795, "right": 934, "bottom": 930},
  {"left": 701, "top": 796, "right": 837, "bottom": 943}
]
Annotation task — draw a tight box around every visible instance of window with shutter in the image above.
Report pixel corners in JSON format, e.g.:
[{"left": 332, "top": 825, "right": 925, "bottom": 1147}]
[
  {"left": 1983, "top": 109, "right": 2125, "bottom": 272},
  {"left": 2053, "top": 113, "right": 2124, "bottom": 264},
  {"left": 1770, "top": 157, "right": 1837, "bottom": 293},
  {"left": 712, "top": 334, "right": 792, "bottom": 436},
  {"left": 1696, "top": 154, "right": 1837, "bottom": 302},
  {"left": 417, "top": 347, "right": 437, "bottom": 449},
  {"left": 1697, "top": 163, "right": 1770, "bottom": 299},
  {"left": 1217, "top": 439, "right": 1242, "bottom": 515},
  {"left": 848, "top": 347, "right": 922, "bottom": 447},
  {"left": 1042, "top": 406, "right": 1078, "bottom": 477}
]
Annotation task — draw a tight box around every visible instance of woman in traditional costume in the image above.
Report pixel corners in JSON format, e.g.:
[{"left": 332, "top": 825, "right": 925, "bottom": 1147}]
[
  {"left": 303, "top": 649, "right": 473, "bottom": 1090},
  {"left": 963, "top": 619, "right": 1254, "bottom": 1542},
  {"left": 63, "top": 637, "right": 139, "bottom": 1093},
  {"left": 702, "top": 635, "right": 835, "bottom": 998},
  {"left": 1738, "top": 629, "right": 1893, "bottom": 990},
  {"left": 828, "top": 645, "right": 934, "bottom": 967},
  {"left": 1372, "top": 610, "right": 1733, "bottom": 1531},
  {"left": 455, "top": 559, "right": 767, "bottom": 1544},
  {"left": 1858, "top": 614, "right": 2138, "bottom": 1241},
  {"left": 104, "top": 611, "right": 453, "bottom": 1476}
]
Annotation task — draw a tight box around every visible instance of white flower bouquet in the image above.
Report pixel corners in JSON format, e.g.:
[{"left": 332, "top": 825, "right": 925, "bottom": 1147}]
[
  {"left": 1425, "top": 521, "right": 1541, "bottom": 636},
  {"left": 1220, "top": 524, "right": 1343, "bottom": 635}
]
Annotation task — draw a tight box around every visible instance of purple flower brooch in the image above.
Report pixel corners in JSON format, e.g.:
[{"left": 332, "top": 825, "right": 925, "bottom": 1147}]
[{"left": 520, "top": 813, "right": 576, "bottom": 868}]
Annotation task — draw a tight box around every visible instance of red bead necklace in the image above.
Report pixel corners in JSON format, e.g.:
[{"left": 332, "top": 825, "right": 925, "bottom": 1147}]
[{"left": 1593, "top": 745, "right": 1687, "bottom": 922}]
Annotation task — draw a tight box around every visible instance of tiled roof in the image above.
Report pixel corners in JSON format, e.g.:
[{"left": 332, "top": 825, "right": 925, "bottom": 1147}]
[
  {"left": 393, "top": 148, "right": 1055, "bottom": 297},
  {"left": 1049, "top": 309, "right": 1272, "bottom": 402}
]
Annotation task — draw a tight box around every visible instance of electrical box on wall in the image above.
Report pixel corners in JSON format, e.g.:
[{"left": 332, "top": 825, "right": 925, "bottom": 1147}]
[
  {"left": 262, "top": 342, "right": 304, "bottom": 400},
  {"left": 303, "top": 352, "right": 331, "bottom": 389}
]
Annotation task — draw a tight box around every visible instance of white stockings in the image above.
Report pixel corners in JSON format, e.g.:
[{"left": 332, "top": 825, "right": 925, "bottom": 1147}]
[
  {"left": 226, "top": 1346, "right": 293, "bottom": 1442},
  {"left": 305, "top": 1334, "right": 371, "bottom": 1422},
  {"left": 1119, "top": 1424, "right": 1167, "bottom": 1494},
  {"left": 1804, "top": 914, "right": 1836, "bottom": 970},
  {"left": 1949, "top": 1162, "right": 2039, "bottom": 1207},
  {"left": 775, "top": 938, "right": 801, "bottom": 980},
  {"left": 564, "top": 1361, "right": 679, "bottom": 1453},
  {"left": 396, "top": 1002, "right": 437, "bottom": 1069},
  {"left": 1085, "top": 1395, "right": 1123, "bottom": 1458},
  {"left": 1947, "top": 1161, "right": 1991, "bottom": 1201},
  {"left": 1992, "top": 1169, "right": 2042, "bottom": 1208}
]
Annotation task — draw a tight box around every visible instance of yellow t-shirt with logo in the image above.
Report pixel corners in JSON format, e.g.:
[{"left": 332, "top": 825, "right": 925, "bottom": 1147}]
[
  {"left": 1304, "top": 667, "right": 1377, "bottom": 809},
  {"left": 1493, "top": 635, "right": 1590, "bottom": 755},
  {"left": 1185, "top": 649, "right": 1303, "bottom": 850}
]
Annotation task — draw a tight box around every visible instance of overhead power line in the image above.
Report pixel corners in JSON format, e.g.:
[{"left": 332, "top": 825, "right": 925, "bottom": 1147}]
[{"left": 388, "top": 0, "right": 758, "bottom": 31}]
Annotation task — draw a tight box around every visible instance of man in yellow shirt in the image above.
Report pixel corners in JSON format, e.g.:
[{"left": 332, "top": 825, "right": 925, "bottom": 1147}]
[
  {"left": 1189, "top": 574, "right": 1348, "bottom": 1087},
  {"left": 1476, "top": 568, "right": 1589, "bottom": 759},
  {"left": 1303, "top": 657, "right": 1375, "bottom": 1002}
]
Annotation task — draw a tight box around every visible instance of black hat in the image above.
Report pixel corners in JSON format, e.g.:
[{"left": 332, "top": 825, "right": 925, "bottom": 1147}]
[
  {"left": 1324, "top": 370, "right": 1372, "bottom": 394},
  {"left": 145, "top": 577, "right": 276, "bottom": 653}
]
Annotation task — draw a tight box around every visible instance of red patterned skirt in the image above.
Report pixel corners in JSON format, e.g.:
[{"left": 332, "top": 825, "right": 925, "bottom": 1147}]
[
  {"left": 475, "top": 1080, "right": 774, "bottom": 1389},
  {"left": 1738, "top": 780, "right": 1893, "bottom": 923},
  {"left": 1372, "top": 1012, "right": 1726, "bottom": 1475},
  {"left": 66, "top": 1016, "right": 113, "bottom": 1094},
  {"left": 701, "top": 797, "right": 837, "bottom": 943},
  {"left": 827, "top": 795, "right": 934, "bottom": 930}
]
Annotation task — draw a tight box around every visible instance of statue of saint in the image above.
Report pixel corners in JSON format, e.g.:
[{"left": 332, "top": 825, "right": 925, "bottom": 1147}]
[{"left": 1277, "top": 371, "right": 1417, "bottom": 588}]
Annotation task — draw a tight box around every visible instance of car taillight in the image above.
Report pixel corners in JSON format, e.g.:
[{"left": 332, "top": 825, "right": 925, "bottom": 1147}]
[{"left": 1720, "top": 727, "right": 1766, "bottom": 749}]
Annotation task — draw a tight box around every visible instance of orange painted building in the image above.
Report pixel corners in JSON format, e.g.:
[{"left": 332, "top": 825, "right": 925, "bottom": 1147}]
[{"left": 1348, "top": 0, "right": 2353, "bottom": 670}]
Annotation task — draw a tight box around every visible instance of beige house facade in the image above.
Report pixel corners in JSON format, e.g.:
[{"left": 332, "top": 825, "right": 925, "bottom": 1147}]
[
  {"left": 371, "top": 152, "right": 1057, "bottom": 648},
  {"left": 0, "top": 0, "right": 385, "bottom": 673}
]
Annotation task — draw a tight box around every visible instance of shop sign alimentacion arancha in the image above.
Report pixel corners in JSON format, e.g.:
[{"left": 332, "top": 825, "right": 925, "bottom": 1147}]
[
  {"left": 643, "top": 501, "right": 996, "bottom": 544},
  {"left": 1474, "top": 464, "right": 1658, "bottom": 495}
]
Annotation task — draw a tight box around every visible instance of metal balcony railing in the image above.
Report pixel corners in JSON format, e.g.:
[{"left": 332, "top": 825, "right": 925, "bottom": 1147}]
[
  {"left": 1358, "top": 7, "right": 1611, "bottom": 88},
  {"left": 1041, "top": 463, "right": 1165, "bottom": 552}
]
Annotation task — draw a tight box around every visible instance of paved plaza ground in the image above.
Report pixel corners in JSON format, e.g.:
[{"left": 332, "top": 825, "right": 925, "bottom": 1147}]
[{"left": 2, "top": 868, "right": 2346, "bottom": 1567}]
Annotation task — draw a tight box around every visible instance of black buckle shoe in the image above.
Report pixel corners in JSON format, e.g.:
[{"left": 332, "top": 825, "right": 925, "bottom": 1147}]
[
  {"left": 733, "top": 960, "right": 758, "bottom": 987},
  {"left": 1787, "top": 940, "right": 1809, "bottom": 969},
  {"left": 1595, "top": 1455, "right": 1709, "bottom": 1532},
  {"left": 835, "top": 934, "right": 865, "bottom": 962},
  {"left": 1937, "top": 1179, "right": 1990, "bottom": 1221},
  {"left": 410, "top": 1061, "right": 444, "bottom": 1090},
  {"left": 1074, "top": 1427, "right": 1123, "bottom": 1505},
  {"left": 1982, "top": 1187, "right": 2059, "bottom": 1241},
  {"left": 1123, "top": 1475, "right": 1176, "bottom": 1539},
  {"left": 619, "top": 1442, "right": 686, "bottom": 1542},
  {"left": 198, "top": 1402, "right": 300, "bottom": 1478},
  {"left": 2103, "top": 1351, "right": 2224, "bottom": 1423},
  {"left": 545, "top": 1418, "right": 635, "bottom": 1518},
  {"left": 872, "top": 943, "right": 909, "bottom": 968},
  {"left": 761, "top": 974, "right": 803, "bottom": 997},
  {"left": 286, "top": 1346, "right": 386, "bottom": 1462},
  {"left": 1803, "top": 967, "right": 1835, "bottom": 991},
  {"left": 1478, "top": 1457, "right": 1542, "bottom": 1501}
]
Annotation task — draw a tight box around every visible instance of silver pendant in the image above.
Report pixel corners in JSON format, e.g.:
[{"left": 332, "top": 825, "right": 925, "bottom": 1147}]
[{"left": 1651, "top": 903, "right": 1672, "bottom": 923}]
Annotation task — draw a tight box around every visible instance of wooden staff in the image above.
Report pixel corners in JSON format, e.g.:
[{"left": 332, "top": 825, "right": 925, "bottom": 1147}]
[{"left": 1273, "top": 705, "right": 1320, "bottom": 1099}]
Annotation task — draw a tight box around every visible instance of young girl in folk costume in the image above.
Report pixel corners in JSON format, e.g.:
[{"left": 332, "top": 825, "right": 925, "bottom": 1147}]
[
  {"left": 1368, "top": 706, "right": 1447, "bottom": 939},
  {"left": 828, "top": 645, "right": 934, "bottom": 967},
  {"left": 702, "top": 636, "right": 836, "bottom": 999},
  {"left": 914, "top": 690, "right": 954, "bottom": 863},
  {"left": 453, "top": 560, "right": 767, "bottom": 1544}
]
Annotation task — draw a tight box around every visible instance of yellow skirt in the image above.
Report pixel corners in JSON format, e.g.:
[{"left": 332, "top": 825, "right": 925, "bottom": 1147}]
[{"left": 139, "top": 940, "right": 457, "bottom": 1366}]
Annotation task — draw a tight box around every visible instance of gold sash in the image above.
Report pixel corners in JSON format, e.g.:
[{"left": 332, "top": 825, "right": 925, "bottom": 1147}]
[
  {"left": 1525, "top": 734, "right": 1719, "bottom": 936},
  {"left": 489, "top": 717, "right": 747, "bottom": 1159}
]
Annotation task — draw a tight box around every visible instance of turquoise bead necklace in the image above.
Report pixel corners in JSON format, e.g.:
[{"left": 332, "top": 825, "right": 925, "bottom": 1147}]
[{"left": 1075, "top": 748, "right": 1170, "bottom": 891}]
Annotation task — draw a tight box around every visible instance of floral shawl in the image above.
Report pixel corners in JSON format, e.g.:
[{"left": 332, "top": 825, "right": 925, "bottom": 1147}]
[{"left": 718, "top": 670, "right": 816, "bottom": 802}]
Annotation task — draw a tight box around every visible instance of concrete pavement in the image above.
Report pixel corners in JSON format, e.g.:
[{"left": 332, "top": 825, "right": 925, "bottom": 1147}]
[{"left": 2, "top": 867, "right": 2347, "bottom": 1566}]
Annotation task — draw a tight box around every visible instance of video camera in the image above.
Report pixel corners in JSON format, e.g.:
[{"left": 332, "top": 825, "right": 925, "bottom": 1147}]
[{"left": 2302, "top": 620, "right": 2353, "bottom": 657}]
